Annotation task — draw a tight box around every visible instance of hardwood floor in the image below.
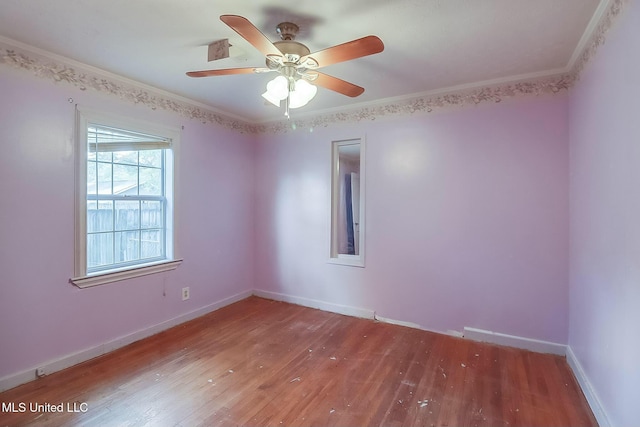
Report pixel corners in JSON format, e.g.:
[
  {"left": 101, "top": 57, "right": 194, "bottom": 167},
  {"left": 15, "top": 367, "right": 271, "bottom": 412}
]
[{"left": 0, "top": 297, "right": 597, "bottom": 427}]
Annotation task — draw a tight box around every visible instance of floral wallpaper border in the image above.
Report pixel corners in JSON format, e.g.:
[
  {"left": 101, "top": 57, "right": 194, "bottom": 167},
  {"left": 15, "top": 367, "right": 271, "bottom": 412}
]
[
  {"left": 257, "top": 73, "right": 576, "bottom": 133},
  {"left": 0, "top": 0, "right": 626, "bottom": 134},
  {"left": 0, "top": 44, "right": 259, "bottom": 134}
]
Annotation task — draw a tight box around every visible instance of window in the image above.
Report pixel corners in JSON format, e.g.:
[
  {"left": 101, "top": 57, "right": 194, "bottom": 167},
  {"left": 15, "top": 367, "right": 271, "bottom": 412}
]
[
  {"left": 329, "top": 137, "right": 365, "bottom": 267},
  {"left": 72, "top": 109, "right": 181, "bottom": 288}
]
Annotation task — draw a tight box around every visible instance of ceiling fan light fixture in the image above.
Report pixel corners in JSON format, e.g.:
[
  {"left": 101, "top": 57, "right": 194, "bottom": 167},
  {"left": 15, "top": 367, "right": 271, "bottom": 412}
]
[
  {"left": 262, "top": 90, "right": 282, "bottom": 107},
  {"left": 263, "top": 75, "right": 317, "bottom": 110},
  {"left": 289, "top": 79, "right": 317, "bottom": 109},
  {"left": 265, "top": 75, "right": 289, "bottom": 100}
]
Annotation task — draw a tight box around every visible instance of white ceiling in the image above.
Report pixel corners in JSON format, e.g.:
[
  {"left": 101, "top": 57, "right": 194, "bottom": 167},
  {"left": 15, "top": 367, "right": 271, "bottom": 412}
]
[{"left": 0, "top": 0, "right": 603, "bottom": 123}]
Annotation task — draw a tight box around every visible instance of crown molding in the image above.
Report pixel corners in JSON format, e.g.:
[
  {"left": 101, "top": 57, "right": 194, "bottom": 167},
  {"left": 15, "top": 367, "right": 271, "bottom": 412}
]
[
  {"left": 571, "top": 0, "right": 628, "bottom": 78},
  {"left": 0, "top": 35, "right": 259, "bottom": 134},
  {"left": 256, "top": 72, "right": 576, "bottom": 133},
  {"left": 566, "top": 0, "right": 612, "bottom": 71},
  {"left": 0, "top": 0, "right": 628, "bottom": 134},
  {"left": 255, "top": 67, "right": 569, "bottom": 125}
]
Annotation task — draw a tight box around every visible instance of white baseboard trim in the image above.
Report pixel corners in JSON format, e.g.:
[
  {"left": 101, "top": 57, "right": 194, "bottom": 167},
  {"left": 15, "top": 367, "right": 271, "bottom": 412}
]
[
  {"left": 373, "top": 314, "right": 464, "bottom": 338},
  {"left": 374, "top": 314, "right": 422, "bottom": 329},
  {"left": 253, "top": 289, "right": 375, "bottom": 320},
  {"left": 0, "top": 289, "right": 252, "bottom": 393},
  {"left": 463, "top": 327, "right": 567, "bottom": 355},
  {"left": 566, "top": 346, "right": 611, "bottom": 427}
]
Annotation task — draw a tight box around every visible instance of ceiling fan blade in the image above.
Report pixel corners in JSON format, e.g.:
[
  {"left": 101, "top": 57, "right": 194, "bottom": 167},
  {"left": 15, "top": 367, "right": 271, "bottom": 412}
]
[
  {"left": 186, "top": 67, "right": 267, "bottom": 77},
  {"left": 220, "top": 15, "right": 283, "bottom": 58},
  {"left": 300, "top": 35, "right": 384, "bottom": 69},
  {"left": 312, "top": 72, "right": 365, "bottom": 97}
]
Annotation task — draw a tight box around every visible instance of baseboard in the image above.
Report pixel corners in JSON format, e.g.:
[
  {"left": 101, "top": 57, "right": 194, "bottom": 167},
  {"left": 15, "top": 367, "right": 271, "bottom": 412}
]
[
  {"left": 374, "top": 314, "right": 422, "bottom": 329},
  {"left": 463, "top": 327, "right": 567, "bottom": 355},
  {"left": 253, "top": 289, "right": 375, "bottom": 319},
  {"left": 0, "top": 289, "right": 252, "bottom": 393},
  {"left": 566, "top": 346, "right": 611, "bottom": 427},
  {"left": 373, "top": 314, "right": 465, "bottom": 338}
]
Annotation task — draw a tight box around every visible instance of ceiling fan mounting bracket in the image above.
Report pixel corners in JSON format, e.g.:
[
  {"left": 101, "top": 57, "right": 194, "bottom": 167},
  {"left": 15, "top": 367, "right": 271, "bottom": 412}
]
[{"left": 276, "top": 22, "right": 299, "bottom": 41}]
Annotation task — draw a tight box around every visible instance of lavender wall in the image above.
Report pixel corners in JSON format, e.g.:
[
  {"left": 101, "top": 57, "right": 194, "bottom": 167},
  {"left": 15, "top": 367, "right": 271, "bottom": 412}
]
[
  {"left": 1, "top": 6, "right": 635, "bottom": 420},
  {"left": 568, "top": 1, "right": 640, "bottom": 425},
  {"left": 0, "top": 67, "right": 254, "bottom": 380},
  {"left": 0, "top": 49, "right": 572, "bottom": 401},
  {"left": 255, "top": 95, "right": 570, "bottom": 343}
]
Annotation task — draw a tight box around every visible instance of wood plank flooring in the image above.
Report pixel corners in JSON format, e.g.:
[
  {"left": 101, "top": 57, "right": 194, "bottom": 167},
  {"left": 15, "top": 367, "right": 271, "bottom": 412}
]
[{"left": 0, "top": 296, "right": 597, "bottom": 427}]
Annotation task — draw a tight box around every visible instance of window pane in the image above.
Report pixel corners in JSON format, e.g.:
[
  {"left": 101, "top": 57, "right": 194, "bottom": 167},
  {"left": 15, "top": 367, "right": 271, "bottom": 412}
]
[
  {"left": 115, "top": 231, "right": 140, "bottom": 263},
  {"left": 87, "top": 201, "right": 113, "bottom": 233},
  {"left": 87, "top": 161, "right": 97, "bottom": 196},
  {"left": 87, "top": 233, "right": 113, "bottom": 268},
  {"left": 139, "top": 150, "right": 162, "bottom": 168},
  {"left": 97, "top": 152, "right": 112, "bottom": 162},
  {"left": 139, "top": 167, "right": 162, "bottom": 196},
  {"left": 87, "top": 201, "right": 98, "bottom": 232},
  {"left": 115, "top": 200, "right": 140, "bottom": 231},
  {"left": 113, "top": 164, "right": 139, "bottom": 195},
  {"left": 113, "top": 150, "right": 138, "bottom": 166},
  {"left": 97, "top": 162, "right": 113, "bottom": 195},
  {"left": 141, "top": 229, "right": 163, "bottom": 259},
  {"left": 141, "top": 200, "right": 163, "bottom": 228}
]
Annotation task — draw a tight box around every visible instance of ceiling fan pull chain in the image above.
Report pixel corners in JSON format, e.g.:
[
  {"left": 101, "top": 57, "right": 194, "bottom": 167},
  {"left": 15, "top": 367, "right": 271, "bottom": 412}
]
[
  {"left": 285, "top": 95, "right": 290, "bottom": 119},
  {"left": 284, "top": 76, "right": 296, "bottom": 119}
]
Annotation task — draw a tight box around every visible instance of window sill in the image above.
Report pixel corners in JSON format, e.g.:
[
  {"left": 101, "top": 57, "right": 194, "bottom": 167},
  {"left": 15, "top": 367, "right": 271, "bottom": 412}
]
[
  {"left": 70, "top": 259, "right": 183, "bottom": 288},
  {"left": 328, "top": 255, "right": 365, "bottom": 268}
]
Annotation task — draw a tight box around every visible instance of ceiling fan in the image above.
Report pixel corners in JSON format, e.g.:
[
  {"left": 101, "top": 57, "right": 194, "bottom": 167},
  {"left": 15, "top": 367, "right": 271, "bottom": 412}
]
[{"left": 186, "top": 15, "right": 384, "bottom": 117}]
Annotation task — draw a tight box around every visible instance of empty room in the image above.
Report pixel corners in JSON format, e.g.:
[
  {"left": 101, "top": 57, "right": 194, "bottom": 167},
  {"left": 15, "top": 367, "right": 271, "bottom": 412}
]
[{"left": 0, "top": 0, "right": 638, "bottom": 426}]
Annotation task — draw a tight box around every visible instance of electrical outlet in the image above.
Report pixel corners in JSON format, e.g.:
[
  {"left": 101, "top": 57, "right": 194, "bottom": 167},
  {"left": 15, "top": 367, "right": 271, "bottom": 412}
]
[
  {"left": 182, "top": 287, "right": 190, "bottom": 301},
  {"left": 36, "top": 367, "right": 46, "bottom": 377}
]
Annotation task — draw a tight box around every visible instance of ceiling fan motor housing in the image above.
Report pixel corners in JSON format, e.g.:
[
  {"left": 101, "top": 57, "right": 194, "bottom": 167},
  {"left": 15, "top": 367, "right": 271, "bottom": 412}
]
[
  {"left": 274, "top": 41, "right": 310, "bottom": 61},
  {"left": 270, "top": 22, "right": 312, "bottom": 65}
]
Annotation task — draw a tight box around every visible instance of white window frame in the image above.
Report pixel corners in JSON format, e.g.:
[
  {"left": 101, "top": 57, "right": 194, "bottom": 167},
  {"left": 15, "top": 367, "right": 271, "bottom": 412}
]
[{"left": 71, "top": 107, "right": 182, "bottom": 288}]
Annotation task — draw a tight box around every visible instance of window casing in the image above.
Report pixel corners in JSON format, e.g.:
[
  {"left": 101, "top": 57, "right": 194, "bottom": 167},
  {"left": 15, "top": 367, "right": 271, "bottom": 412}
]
[{"left": 72, "top": 109, "right": 181, "bottom": 288}]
